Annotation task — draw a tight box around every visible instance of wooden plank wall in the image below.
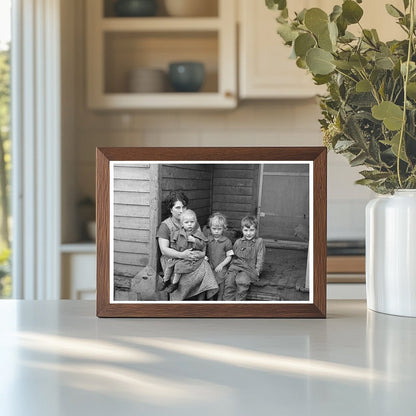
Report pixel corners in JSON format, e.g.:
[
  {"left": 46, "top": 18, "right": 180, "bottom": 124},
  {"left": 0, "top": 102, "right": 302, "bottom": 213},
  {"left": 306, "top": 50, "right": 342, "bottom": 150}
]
[
  {"left": 113, "top": 164, "right": 159, "bottom": 299},
  {"left": 211, "top": 164, "right": 259, "bottom": 231},
  {"left": 160, "top": 164, "right": 213, "bottom": 227}
]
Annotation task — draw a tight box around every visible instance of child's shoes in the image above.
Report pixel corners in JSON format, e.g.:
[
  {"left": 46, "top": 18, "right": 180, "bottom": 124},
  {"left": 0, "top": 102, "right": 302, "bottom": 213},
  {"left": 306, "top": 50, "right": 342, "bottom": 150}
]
[
  {"left": 166, "top": 283, "right": 179, "bottom": 293},
  {"left": 161, "top": 280, "right": 171, "bottom": 290}
]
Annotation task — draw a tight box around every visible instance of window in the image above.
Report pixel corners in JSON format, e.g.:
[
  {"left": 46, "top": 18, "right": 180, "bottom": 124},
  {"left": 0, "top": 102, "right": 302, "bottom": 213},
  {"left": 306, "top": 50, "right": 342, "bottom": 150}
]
[{"left": 0, "top": 0, "right": 11, "bottom": 298}]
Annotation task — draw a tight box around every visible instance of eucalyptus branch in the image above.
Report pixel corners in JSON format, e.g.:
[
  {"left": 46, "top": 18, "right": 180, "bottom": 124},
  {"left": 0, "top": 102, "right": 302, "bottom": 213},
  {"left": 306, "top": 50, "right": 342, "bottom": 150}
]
[
  {"left": 390, "top": 79, "right": 398, "bottom": 101},
  {"left": 358, "top": 69, "right": 381, "bottom": 104},
  {"left": 334, "top": 68, "right": 359, "bottom": 84},
  {"left": 397, "top": 0, "right": 415, "bottom": 188}
]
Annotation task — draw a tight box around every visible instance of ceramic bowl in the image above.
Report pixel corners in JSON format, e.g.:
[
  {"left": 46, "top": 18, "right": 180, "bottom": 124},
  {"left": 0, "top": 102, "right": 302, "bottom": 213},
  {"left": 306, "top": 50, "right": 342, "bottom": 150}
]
[
  {"left": 128, "top": 68, "right": 167, "bottom": 93},
  {"left": 164, "top": 0, "right": 217, "bottom": 17},
  {"left": 168, "top": 61, "right": 205, "bottom": 92},
  {"left": 114, "top": 0, "right": 158, "bottom": 17}
]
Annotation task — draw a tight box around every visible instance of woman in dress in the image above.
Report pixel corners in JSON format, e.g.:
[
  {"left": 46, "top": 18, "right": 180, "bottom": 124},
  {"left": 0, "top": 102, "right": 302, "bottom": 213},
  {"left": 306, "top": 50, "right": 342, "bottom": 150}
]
[{"left": 156, "top": 191, "right": 218, "bottom": 300}]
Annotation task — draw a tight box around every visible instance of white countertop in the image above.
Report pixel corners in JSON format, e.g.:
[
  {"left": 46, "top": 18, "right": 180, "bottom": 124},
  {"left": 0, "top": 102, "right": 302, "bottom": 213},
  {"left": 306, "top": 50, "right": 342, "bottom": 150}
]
[{"left": 0, "top": 300, "right": 415, "bottom": 415}]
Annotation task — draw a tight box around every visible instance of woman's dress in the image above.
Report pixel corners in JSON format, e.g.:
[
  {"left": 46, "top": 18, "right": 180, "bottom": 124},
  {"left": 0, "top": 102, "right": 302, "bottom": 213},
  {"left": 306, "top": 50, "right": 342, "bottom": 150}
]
[{"left": 157, "top": 217, "right": 218, "bottom": 300}]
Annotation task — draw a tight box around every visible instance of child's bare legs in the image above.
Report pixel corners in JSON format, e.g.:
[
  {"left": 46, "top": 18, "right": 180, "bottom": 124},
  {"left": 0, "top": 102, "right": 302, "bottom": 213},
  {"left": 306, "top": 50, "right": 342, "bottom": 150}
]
[
  {"left": 235, "top": 271, "right": 251, "bottom": 301},
  {"left": 161, "top": 264, "right": 174, "bottom": 289},
  {"left": 166, "top": 273, "right": 181, "bottom": 293},
  {"left": 217, "top": 282, "right": 225, "bottom": 301},
  {"left": 197, "top": 292, "right": 206, "bottom": 300}
]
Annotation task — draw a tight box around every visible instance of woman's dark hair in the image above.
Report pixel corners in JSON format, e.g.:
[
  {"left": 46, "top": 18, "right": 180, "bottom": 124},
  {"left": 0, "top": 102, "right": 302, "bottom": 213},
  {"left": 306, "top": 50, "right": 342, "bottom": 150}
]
[{"left": 165, "top": 190, "right": 189, "bottom": 210}]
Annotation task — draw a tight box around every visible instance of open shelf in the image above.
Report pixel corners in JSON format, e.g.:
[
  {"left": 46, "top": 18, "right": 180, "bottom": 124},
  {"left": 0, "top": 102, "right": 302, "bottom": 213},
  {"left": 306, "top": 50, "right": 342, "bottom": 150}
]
[
  {"left": 86, "top": 0, "right": 236, "bottom": 109},
  {"left": 101, "top": 17, "right": 221, "bottom": 31},
  {"left": 103, "top": 0, "right": 219, "bottom": 18}
]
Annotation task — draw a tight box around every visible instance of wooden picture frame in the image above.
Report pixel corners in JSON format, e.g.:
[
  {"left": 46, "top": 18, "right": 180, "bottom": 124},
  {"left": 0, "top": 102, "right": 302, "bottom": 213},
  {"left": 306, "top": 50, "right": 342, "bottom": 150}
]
[{"left": 96, "top": 147, "right": 327, "bottom": 318}]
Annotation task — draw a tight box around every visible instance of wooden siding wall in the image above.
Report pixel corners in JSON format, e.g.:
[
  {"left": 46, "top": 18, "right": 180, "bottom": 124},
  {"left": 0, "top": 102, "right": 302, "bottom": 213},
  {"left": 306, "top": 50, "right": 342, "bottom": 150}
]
[
  {"left": 211, "top": 164, "right": 259, "bottom": 230},
  {"left": 113, "top": 164, "right": 159, "bottom": 299},
  {"left": 160, "top": 164, "right": 213, "bottom": 227}
]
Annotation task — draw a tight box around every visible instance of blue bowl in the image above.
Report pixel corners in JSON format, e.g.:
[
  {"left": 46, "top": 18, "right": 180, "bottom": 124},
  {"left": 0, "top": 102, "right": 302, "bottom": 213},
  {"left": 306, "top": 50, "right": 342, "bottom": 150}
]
[
  {"left": 168, "top": 62, "right": 205, "bottom": 92},
  {"left": 114, "top": 0, "right": 157, "bottom": 17}
]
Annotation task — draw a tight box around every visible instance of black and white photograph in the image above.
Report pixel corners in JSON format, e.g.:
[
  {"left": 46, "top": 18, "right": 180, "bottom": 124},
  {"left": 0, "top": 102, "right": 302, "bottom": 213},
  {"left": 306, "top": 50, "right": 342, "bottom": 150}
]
[{"left": 109, "top": 161, "right": 313, "bottom": 303}]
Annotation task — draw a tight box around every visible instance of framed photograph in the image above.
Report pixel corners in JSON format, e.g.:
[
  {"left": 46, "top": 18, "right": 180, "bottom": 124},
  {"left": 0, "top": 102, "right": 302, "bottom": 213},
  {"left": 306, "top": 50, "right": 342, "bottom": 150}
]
[{"left": 96, "top": 147, "right": 327, "bottom": 318}]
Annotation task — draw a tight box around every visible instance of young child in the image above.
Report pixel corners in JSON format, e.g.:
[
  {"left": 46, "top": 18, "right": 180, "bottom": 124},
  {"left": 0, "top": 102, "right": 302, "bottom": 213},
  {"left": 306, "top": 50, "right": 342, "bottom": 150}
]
[
  {"left": 162, "top": 209, "right": 208, "bottom": 293},
  {"left": 206, "top": 212, "right": 233, "bottom": 301},
  {"left": 224, "top": 215, "right": 265, "bottom": 301}
]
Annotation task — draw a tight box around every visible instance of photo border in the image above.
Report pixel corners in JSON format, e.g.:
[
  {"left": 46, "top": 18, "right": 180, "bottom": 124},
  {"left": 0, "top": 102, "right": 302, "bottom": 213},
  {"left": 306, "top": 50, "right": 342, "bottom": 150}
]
[{"left": 96, "top": 147, "right": 327, "bottom": 318}]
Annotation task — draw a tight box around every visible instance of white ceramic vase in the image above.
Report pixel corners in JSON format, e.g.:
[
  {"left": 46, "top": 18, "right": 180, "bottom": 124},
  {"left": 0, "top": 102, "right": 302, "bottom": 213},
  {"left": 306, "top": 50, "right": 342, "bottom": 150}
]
[{"left": 366, "top": 189, "right": 416, "bottom": 317}]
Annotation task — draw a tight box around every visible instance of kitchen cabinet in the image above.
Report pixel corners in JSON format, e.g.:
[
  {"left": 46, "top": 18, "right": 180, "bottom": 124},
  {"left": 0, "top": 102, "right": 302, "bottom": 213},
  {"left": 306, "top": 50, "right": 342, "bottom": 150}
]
[
  {"left": 61, "top": 244, "right": 96, "bottom": 300},
  {"left": 238, "top": 0, "right": 325, "bottom": 99},
  {"left": 238, "top": 0, "right": 404, "bottom": 99},
  {"left": 86, "top": 0, "right": 237, "bottom": 109}
]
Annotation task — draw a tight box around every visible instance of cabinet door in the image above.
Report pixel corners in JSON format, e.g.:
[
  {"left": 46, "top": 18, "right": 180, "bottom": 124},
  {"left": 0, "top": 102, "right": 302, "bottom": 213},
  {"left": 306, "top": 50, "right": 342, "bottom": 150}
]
[
  {"left": 239, "top": 0, "right": 326, "bottom": 99},
  {"left": 239, "top": 0, "right": 404, "bottom": 99},
  {"left": 62, "top": 253, "right": 96, "bottom": 300}
]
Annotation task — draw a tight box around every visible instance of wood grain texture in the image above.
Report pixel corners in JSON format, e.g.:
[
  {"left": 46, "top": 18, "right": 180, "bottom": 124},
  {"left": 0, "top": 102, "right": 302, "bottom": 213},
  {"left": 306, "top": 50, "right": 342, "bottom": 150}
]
[
  {"left": 96, "top": 147, "right": 327, "bottom": 318},
  {"left": 327, "top": 256, "right": 365, "bottom": 274},
  {"left": 96, "top": 148, "right": 110, "bottom": 317}
]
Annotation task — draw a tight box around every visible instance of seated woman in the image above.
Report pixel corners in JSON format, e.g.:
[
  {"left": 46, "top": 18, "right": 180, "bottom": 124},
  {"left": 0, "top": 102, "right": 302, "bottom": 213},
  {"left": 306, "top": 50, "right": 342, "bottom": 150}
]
[{"left": 156, "top": 191, "right": 218, "bottom": 301}]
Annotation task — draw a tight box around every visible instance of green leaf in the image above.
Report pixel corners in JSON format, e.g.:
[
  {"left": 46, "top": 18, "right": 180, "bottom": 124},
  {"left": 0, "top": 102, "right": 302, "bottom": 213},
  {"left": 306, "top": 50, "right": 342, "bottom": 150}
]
[
  {"left": 330, "top": 5, "right": 342, "bottom": 22},
  {"left": 343, "top": 114, "right": 367, "bottom": 147},
  {"left": 350, "top": 152, "right": 368, "bottom": 167},
  {"left": 407, "top": 82, "right": 416, "bottom": 99},
  {"left": 401, "top": 61, "right": 416, "bottom": 76},
  {"left": 276, "top": 14, "right": 288, "bottom": 24},
  {"left": 342, "top": 0, "right": 364, "bottom": 24},
  {"left": 389, "top": 132, "right": 409, "bottom": 162},
  {"left": 336, "top": 15, "right": 348, "bottom": 36},
  {"left": 371, "top": 29, "right": 380, "bottom": 43},
  {"left": 339, "top": 31, "right": 356, "bottom": 43},
  {"left": 328, "top": 21, "right": 338, "bottom": 44},
  {"left": 289, "top": 44, "right": 297, "bottom": 59},
  {"left": 378, "top": 78, "right": 386, "bottom": 100},
  {"left": 372, "top": 101, "right": 404, "bottom": 131},
  {"left": 385, "top": 4, "right": 404, "bottom": 18},
  {"left": 294, "top": 33, "right": 316, "bottom": 58},
  {"left": 313, "top": 74, "right": 332, "bottom": 85},
  {"left": 296, "top": 57, "right": 308, "bottom": 69},
  {"left": 318, "top": 27, "right": 334, "bottom": 52},
  {"left": 266, "top": 0, "right": 287, "bottom": 11},
  {"left": 304, "top": 8, "right": 329, "bottom": 35},
  {"left": 363, "top": 29, "right": 376, "bottom": 46},
  {"left": 356, "top": 79, "right": 372, "bottom": 92},
  {"left": 281, "top": 7, "right": 288, "bottom": 19},
  {"left": 277, "top": 23, "right": 298, "bottom": 43},
  {"left": 360, "top": 170, "right": 391, "bottom": 180},
  {"left": 369, "top": 136, "right": 382, "bottom": 163},
  {"left": 296, "top": 8, "right": 307, "bottom": 23},
  {"left": 334, "top": 139, "right": 355, "bottom": 151},
  {"left": 393, "top": 60, "right": 402, "bottom": 79},
  {"left": 348, "top": 92, "right": 377, "bottom": 107},
  {"left": 350, "top": 54, "right": 368, "bottom": 70},
  {"left": 305, "top": 48, "right": 336, "bottom": 75},
  {"left": 375, "top": 55, "right": 395, "bottom": 70},
  {"left": 333, "top": 60, "right": 352, "bottom": 70},
  {"left": 403, "top": 0, "right": 409, "bottom": 10}
]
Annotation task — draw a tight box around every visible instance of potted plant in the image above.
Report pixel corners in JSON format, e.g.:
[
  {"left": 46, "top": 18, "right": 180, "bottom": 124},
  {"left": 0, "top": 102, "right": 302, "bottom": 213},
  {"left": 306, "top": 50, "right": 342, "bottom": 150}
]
[{"left": 266, "top": 0, "right": 416, "bottom": 316}]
